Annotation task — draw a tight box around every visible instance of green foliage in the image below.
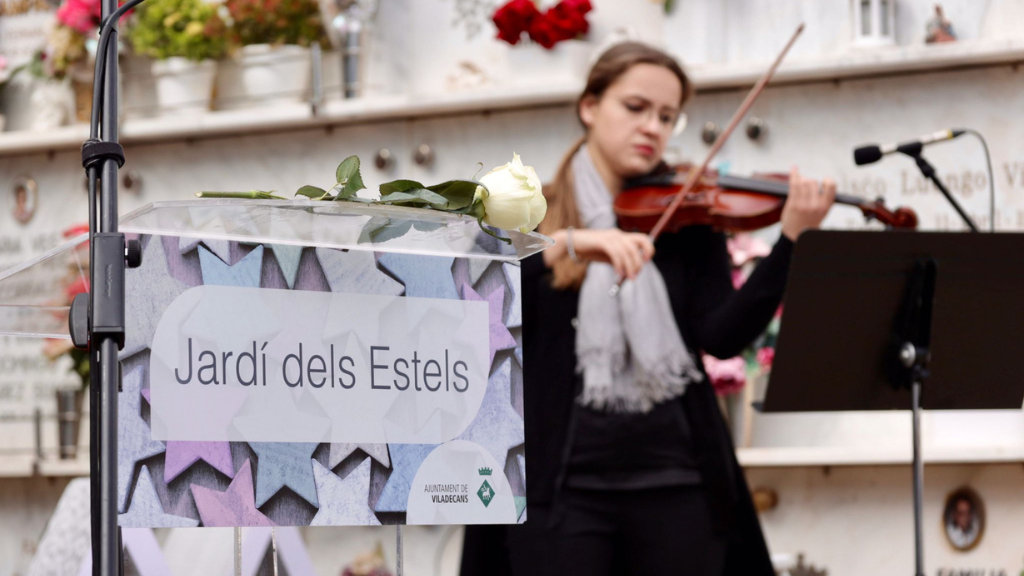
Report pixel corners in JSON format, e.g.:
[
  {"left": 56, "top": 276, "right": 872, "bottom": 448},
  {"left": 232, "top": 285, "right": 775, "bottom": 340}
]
[
  {"left": 225, "top": 0, "right": 326, "bottom": 48},
  {"left": 130, "top": 0, "right": 229, "bottom": 61}
]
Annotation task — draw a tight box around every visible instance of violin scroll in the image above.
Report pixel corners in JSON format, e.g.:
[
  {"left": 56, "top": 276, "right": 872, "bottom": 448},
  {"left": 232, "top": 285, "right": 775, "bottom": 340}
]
[{"left": 860, "top": 198, "right": 919, "bottom": 229}]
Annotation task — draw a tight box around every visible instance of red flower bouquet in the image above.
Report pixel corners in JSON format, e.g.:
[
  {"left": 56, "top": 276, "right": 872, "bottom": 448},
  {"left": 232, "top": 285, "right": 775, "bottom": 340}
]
[{"left": 492, "top": 0, "right": 592, "bottom": 49}]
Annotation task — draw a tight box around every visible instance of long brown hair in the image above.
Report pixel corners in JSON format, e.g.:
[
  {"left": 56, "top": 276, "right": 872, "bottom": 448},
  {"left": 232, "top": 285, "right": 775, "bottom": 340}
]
[{"left": 539, "top": 42, "right": 692, "bottom": 290}]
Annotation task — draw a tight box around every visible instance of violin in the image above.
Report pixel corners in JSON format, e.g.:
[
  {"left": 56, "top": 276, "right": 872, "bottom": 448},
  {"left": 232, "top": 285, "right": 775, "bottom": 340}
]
[{"left": 616, "top": 165, "right": 918, "bottom": 234}]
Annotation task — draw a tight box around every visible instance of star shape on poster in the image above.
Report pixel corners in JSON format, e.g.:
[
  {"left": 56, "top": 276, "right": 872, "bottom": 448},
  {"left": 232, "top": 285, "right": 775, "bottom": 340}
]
[
  {"left": 310, "top": 458, "right": 380, "bottom": 526},
  {"left": 378, "top": 253, "right": 458, "bottom": 300},
  {"left": 249, "top": 442, "right": 320, "bottom": 508},
  {"left": 163, "top": 441, "right": 235, "bottom": 483},
  {"left": 316, "top": 248, "right": 403, "bottom": 296},
  {"left": 118, "top": 366, "right": 166, "bottom": 513},
  {"left": 191, "top": 459, "right": 275, "bottom": 527},
  {"left": 461, "top": 283, "right": 516, "bottom": 365},
  {"left": 374, "top": 443, "right": 439, "bottom": 513},
  {"left": 456, "top": 358, "right": 523, "bottom": 469},
  {"left": 502, "top": 263, "right": 522, "bottom": 328},
  {"left": 123, "top": 237, "right": 191, "bottom": 357},
  {"left": 329, "top": 443, "right": 390, "bottom": 469},
  {"left": 269, "top": 245, "right": 304, "bottom": 289},
  {"left": 468, "top": 259, "right": 492, "bottom": 286},
  {"left": 199, "top": 245, "right": 263, "bottom": 287},
  {"left": 179, "top": 236, "right": 231, "bottom": 263},
  {"left": 119, "top": 465, "right": 199, "bottom": 528}
]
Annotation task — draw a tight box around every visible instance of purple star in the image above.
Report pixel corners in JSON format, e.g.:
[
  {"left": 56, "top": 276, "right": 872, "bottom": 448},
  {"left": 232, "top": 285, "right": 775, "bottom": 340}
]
[
  {"left": 164, "top": 441, "right": 235, "bottom": 483},
  {"left": 191, "top": 459, "right": 275, "bottom": 527},
  {"left": 140, "top": 389, "right": 235, "bottom": 483},
  {"left": 462, "top": 283, "right": 516, "bottom": 365}
]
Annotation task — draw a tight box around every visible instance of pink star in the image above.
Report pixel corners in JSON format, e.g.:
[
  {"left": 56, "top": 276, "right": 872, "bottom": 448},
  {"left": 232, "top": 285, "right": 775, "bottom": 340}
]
[
  {"left": 141, "top": 388, "right": 236, "bottom": 483},
  {"left": 461, "top": 283, "right": 517, "bottom": 365},
  {"left": 191, "top": 459, "right": 275, "bottom": 527},
  {"left": 164, "top": 441, "right": 235, "bottom": 483}
]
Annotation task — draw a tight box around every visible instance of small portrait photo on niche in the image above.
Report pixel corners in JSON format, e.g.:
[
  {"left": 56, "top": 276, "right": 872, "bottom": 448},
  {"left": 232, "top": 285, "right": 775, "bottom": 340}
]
[
  {"left": 943, "top": 486, "right": 985, "bottom": 551},
  {"left": 10, "top": 177, "right": 38, "bottom": 225}
]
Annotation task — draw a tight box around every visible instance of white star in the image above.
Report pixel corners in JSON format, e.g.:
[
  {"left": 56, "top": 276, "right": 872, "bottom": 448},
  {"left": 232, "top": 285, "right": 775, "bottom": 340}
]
[
  {"left": 310, "top": 458, "right": 380, "bottom": 526},
  {"left": 328, "top": 443, "right": 390, "bottom": 469},
  {"left": 316, "top": 248, "right": 403, "bottom": 296},
  {"left": 118, "top": 366, "right": 166, "bottom": 513},
  {"left": 119, "top": 465, "right": 198, "bottom": 528},
  {"left": 456, "top": 358, "right": 523, "bottom": 469},
  {"left": 122, "top": 237, "right": 190, "bottom": 358}
]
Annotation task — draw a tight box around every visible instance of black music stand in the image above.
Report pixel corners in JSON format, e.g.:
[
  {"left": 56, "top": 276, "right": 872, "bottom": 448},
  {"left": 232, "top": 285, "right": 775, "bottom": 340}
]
[{"left": 761, "top": 230, "right": 1024, "bottom": 576}]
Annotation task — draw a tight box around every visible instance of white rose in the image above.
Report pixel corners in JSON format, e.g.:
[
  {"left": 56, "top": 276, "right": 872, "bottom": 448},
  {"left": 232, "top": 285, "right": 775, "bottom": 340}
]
[{"left": 477, "top": 153, "right": 546, "bottom": 233}]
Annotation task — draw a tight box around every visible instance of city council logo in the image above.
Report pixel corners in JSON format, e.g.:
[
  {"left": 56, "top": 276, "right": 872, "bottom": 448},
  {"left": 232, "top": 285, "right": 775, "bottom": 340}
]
[{"left": 476, "top": 467, "right": 494, "bottom": 507}]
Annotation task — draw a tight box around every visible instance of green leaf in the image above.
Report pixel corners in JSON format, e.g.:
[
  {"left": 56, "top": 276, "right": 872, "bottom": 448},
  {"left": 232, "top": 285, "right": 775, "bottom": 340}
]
[
  {"left": 335, "top": 156, "right": 365, "bottom": 198},
  {"left": 476, "top": 217, "right": 512, "bottom": 245},
  {"left": 367, "top": 219, "right": 414, "bottom": 243},
  {"left": 380, "top": 179, "right": 425, "bottom": 195},
  {"left": 295, "top": 185, "right": 328, "bottom": 199},
  {"left": 411, "top": 221, "right": 444, "bottom": 233},
  {"left": 425, "top": 180, "right": 480, "bottom": 211},
  {"left": 380, "top": 189, "right": 450, "bottom": 209}
]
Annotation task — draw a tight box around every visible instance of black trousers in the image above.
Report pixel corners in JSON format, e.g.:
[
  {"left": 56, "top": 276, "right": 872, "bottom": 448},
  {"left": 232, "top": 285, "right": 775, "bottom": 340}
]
[{"left": 504, "top": 485, "right": 727, "bottom": 576}]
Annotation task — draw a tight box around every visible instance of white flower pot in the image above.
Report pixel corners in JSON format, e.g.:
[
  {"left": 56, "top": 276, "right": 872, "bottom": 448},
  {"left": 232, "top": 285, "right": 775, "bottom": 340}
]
[
  {"left": 151, "top": 57, "right": 217, "bottom": 116},
  {"left": 215, "top": 44, "right": 312, "bottom": 110},
  {"left": 28, "top": 79, "right": 75, "bottom": 131},
  {"left": 504, "top": 39, "right": 593, "bottom": 88}
]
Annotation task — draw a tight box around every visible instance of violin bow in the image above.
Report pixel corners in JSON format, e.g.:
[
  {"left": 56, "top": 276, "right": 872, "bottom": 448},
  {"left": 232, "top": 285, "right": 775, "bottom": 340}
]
[{"left": 611, "top": 23, "right": 805, "bottom": 296}]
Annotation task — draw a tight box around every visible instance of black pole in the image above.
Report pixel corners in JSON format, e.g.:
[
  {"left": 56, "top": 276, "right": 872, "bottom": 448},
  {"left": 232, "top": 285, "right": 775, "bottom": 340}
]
[
  {"left": 90, "top": 0, "right": 124, "bottom": 573},
  {"left": 900, "top": 144, "right": 980, "bottom": 232}
]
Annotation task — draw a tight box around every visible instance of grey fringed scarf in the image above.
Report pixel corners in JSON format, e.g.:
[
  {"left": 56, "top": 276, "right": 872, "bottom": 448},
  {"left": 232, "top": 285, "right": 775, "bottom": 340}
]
[{"left": 573, "top": 145, "right": 703, "bottom": 413}]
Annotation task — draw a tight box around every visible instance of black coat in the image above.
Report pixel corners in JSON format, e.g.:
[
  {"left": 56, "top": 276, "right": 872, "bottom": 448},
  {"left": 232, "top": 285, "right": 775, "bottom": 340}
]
[{"left": 462, "top": 225, "right": 793, "bottom": 576}]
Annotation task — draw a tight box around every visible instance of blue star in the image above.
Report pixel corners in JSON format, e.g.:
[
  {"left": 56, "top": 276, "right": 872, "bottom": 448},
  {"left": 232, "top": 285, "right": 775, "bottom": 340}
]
[
  {"left": 269, "top": 245, "right": 304, "bottom": 289},
  {"left": 249, "top": 442, "right": 320, "bottom": 508},
  {"left": 374, "top": 444, "right": 439, "bottom": 513},
  {"left": 179, "top": 236, "right": 231, "bottom": 263},
  {"left": 377, "top": 253, "right": 458, "bottom": 300},
  {"left": 200, "top": 245, "right": 263, "bottom": 287}
]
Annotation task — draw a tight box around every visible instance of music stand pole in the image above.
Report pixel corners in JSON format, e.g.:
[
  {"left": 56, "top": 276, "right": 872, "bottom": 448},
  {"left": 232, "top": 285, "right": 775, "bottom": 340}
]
[{"left": 895, "top": 256, "right": 937, "bottom": 576}]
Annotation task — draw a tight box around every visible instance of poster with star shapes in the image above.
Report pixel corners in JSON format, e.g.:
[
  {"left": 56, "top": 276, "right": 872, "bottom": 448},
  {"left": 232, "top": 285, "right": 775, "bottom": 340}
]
[{"left": 118, "top": 235, "right": 525, "bottom": 527}]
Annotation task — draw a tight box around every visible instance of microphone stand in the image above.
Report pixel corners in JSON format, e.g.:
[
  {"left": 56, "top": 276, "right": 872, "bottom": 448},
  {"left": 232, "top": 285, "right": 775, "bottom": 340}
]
[
  {"left": 899, "top": 142, "right": 980, "bottom": 232},
  {"left": 66, "top": 0, "right": 146, "bottom": 573}
]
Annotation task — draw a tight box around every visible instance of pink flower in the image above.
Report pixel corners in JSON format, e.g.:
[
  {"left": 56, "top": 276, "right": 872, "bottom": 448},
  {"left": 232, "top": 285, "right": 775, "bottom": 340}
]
[
  {"left": 756, "top": 347, "right": 775, "bottom": 369},
  {"left": 56, "top": 0, "right": 97, "bottom": 33},
  {"left": 727, "top": 233, "right": 771, "bottom": 268},
  {"left": 703, "top": 355, "right": 747, "bottom": 396},
  {"left": 731, "top": 267, "right": 746, "bottom": 289}
]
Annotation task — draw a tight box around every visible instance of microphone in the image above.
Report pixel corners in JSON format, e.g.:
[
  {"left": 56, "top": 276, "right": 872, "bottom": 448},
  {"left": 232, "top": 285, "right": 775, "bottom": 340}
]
[{"left": 854, "top": 129, "right": 967, "bottom": 166}]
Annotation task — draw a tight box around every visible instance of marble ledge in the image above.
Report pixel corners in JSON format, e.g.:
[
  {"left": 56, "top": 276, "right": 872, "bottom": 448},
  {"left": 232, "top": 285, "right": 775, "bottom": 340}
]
[
  {"left": 0, "top": 37, "right": 1022, "bottom": 157},
  {"left": 737, "top": 445, "right": 1024, "bottom": 468}
]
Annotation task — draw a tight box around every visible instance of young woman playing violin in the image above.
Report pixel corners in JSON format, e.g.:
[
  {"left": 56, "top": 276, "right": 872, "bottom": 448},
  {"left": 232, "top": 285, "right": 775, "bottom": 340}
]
[{"left": 461, "top": 42, "right": 836, "bottom": 576}]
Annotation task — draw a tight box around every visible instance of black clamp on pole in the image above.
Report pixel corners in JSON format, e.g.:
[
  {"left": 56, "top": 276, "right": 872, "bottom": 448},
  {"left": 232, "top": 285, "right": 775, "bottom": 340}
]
[{"left": 82, "top": 138, "right": 126, "bottom": 171}]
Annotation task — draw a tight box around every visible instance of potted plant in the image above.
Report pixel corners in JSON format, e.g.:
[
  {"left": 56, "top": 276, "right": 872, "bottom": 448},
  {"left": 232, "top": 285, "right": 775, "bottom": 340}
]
[
  {"left": 129, "top": 0, "right": 228, "bottom": 115},
  {"left": 42, "top": 225, "right": 92, "bottom": 459},
  {"left": 492, "top": 0, "right": 593, "bottom": 86},
  {"left": 216, "top": 0, "right": 326, "bottom": 108}
]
